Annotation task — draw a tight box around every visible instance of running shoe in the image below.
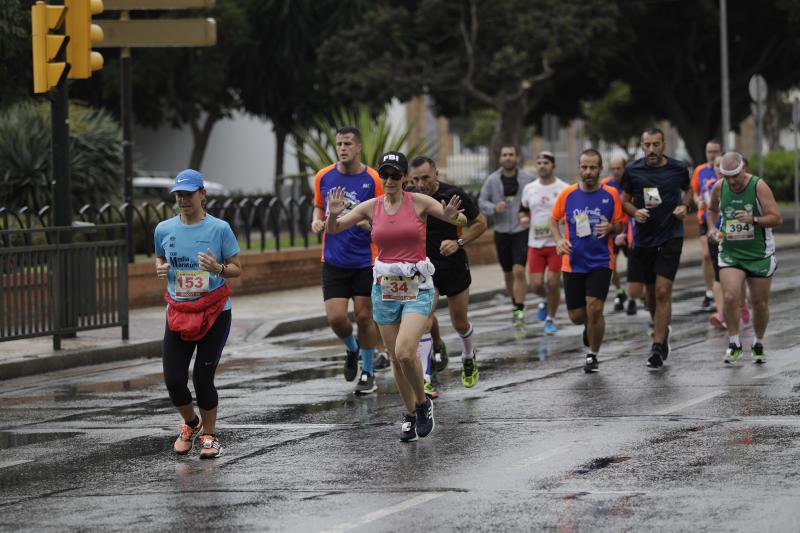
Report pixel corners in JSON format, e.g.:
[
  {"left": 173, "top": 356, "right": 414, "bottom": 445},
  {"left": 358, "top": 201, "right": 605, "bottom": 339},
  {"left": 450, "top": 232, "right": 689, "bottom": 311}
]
[
  {"left": 423, "top": 380, "right": 439, "bottom": 399},
  {"left": 536, "top": 300, "right": 547, "bottom": 321},
  {"left": 400, "top": 413, "right": 418, "bottom": 442},
  {"left": 582, "top": 326, "right": 589, "bottom": 347},
  {"left": 374, "top": 351, "right": 391, "bottom": 371},
  {"left": 724, "top": 343, "right": 743, "bottom": 364},
  {"left": 740, "top": 303, "right": 751, "bottom": 325},
  {"left": 646, "top": 343, "right": 664, "bottom": 369},
  {"left": 544, "top": 318, "right": 558, "bottom": 336},
  {"left": 432, "top": 342, "right": 449, "bottom": 373},
  {"left": 751, "top": 342, "right": 766, "bottom": 364},
  {"left": 462, "top": 356, "right": 479, "bottom": 388},
  {"left": 354, "top": 371, "right": 377, "bottom": 395},
  {"left": 583, "top": 354, "right": 599, "bottom": 373},
  {"left": 709, "top": 312, "right": 726, "bottom": 330},
  {"left": 513, "top": 308, "right": 525, "bottom": 325},
  {"left": 701, "top": 294, "right": 714, "bottom": 310},
  {"left": 626, "top": 298, "right": 637, "bottom": 316},
  {"left": 344, "top": 343, "right": 359, "bottom": 382},
  {"left": 662, "top": 325, "right": 672, "bottom": 361},
  {"left": 198, "top": 434, "right": 222, "bottom": 459},
  {"left": 174, "top": 417, "right": 202, "bottom": 455},
  {"left": 614, "top": 290, "right": 627, "bottom": 312},
  {"left": 415, "top": 398, "right": 435, "bottom": 438}
]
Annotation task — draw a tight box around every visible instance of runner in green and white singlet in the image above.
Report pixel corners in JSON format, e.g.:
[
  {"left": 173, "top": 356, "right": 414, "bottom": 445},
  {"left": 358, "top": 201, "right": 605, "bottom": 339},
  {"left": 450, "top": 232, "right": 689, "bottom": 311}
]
[{"left": 707, "top": 152, "right": 783, "bottom": 365}]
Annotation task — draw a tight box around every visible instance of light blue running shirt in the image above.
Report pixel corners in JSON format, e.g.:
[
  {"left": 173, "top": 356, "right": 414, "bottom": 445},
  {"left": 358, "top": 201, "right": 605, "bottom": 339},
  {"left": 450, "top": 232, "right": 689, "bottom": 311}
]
[{"left": 154, "top": 214, "right": 240, "bottom": 311}]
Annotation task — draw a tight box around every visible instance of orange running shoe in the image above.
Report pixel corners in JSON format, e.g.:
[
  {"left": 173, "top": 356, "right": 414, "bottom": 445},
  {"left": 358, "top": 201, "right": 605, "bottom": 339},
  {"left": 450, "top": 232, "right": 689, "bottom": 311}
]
[
  {"left": 199, "top": 434, "right": 222, "bottom": 459},
  {"left": 174, "top": 417, "right": 202, "bottom": 455}
]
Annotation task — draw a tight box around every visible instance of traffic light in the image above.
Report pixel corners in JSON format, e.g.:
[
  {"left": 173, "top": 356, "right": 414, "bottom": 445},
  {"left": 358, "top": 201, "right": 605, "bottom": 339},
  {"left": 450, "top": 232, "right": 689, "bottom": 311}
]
[
  {"left": 31, "top": 1, "right": 69, "bottom": 94},
  {"left": 66, "top": 0, "right": 104, "bottom": 79}
]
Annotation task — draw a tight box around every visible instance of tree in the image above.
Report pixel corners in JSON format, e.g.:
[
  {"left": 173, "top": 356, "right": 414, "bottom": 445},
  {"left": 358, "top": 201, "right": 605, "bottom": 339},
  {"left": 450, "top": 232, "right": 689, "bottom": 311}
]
[
  {"left": 0, "top": 1, "right": 33, "bottom": 110},
  {"left": 232, "top": 0, "right": 363, "bottom": 179},
  {"left": 317, "top": 0, "right": 618, "bottom": 164},
  {"left": 611, "top": 0, "right": 800, "bottom": 163},
  {"left": 71, "top": 1, "right": 249, "bottom": 171},
  {"left": 583, "top": 81, "right": 654, "bottom": 158}
]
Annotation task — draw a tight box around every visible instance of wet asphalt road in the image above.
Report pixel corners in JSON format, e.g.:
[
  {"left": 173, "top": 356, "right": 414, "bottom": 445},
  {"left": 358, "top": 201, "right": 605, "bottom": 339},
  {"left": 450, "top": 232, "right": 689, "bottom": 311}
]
[{"left": 3, "top": 248, "right": 800, "bottom": 532}]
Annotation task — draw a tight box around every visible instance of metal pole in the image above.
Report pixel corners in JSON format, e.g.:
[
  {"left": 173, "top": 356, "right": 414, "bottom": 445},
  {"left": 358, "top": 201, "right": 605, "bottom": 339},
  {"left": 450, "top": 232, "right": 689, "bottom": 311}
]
[
  {"left": 756, "top": 85, "right": 764, "bottom": 179},
  {"left": 120, "top": 10, "right": 135, "bottom": 263},
  {"left": 794, "top": 119, "right": 799, "bottom": 234},
  {"left": 720, "top": 0, "right": 731, "bottom": 149}
]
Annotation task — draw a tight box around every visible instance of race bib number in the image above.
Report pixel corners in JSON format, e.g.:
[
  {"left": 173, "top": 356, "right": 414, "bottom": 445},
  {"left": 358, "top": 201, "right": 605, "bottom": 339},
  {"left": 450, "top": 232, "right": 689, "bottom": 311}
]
[
  {"left": 175, "top": 270, "right": 210, "bottom": 298},
  {"left": 533, "top": 223, "right": 551, "bottom": 239},
  {"left": 725, "top": 221, "right": 754, "bottom": 241},
  {"left": 575, "top": 213, "right": 591, "bottom": 238},
  {"left": 380, "top": 275, "right": 420, "bottom": 301},
  {"left": 644, "top": 187, "right": 662, "bottom": 208}
]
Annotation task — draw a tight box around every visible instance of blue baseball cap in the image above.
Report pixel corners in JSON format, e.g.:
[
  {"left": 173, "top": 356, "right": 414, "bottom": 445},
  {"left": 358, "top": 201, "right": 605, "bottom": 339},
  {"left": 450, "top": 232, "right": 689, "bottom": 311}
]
[{"left": 170, "top": 169, "right": 204, "bottom": 193}]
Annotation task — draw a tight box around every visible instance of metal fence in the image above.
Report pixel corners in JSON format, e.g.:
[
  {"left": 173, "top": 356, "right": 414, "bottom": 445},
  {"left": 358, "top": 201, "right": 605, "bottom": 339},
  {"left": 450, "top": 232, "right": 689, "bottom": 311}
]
[
  {"left": 0, "top": 195, "right": 320, "bottom": 256},
  {"left": 1, "top": 191, "right": 486, "bottom": 258},
  {"left": 0, "top": 224, "right": 129, "bottom": 350}
]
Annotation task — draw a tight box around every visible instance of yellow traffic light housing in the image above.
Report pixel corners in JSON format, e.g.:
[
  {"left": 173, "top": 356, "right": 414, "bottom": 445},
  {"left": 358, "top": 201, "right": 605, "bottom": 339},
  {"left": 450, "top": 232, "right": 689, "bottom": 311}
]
[
  {"left": 66, "top": 0, "right": 104, "bottom": 79},
  {"left": 31, "top": 1, "right": 69, "bottom": 94}
]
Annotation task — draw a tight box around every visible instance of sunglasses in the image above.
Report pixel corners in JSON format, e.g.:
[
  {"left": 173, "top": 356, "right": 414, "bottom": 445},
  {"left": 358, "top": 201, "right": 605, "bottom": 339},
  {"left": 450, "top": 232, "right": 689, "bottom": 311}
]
[{"left": 380, "top": 171, "right": 404, "bottom": 181}]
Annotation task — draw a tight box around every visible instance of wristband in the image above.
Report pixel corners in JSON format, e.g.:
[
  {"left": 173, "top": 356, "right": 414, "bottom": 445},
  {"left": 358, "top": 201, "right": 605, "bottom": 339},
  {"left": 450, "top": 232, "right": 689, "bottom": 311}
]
[
  {"left": 753, "top": 216, "right": 758, "bottom": 225},
  {"left": 219, "top": 263, "right": 226, "bottom": 277}
]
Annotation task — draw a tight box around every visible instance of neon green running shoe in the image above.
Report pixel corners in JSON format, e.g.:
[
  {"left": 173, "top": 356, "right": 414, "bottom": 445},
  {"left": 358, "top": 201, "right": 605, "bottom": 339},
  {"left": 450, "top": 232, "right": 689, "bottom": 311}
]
[
  {"left": 751, "top": 342, "right": 766, "bottom": 364},
  {"left": 423, "top": 381, "right": 439, "bottom": 399},
  {"left": 513, "top": 309, "right": 524, "bottom": 326},
  {"left": 462, "top": 356, "right": 479, "bottom": 388},
  {"left": 724, "top": 343, "right": 743, "bottom": 364}
]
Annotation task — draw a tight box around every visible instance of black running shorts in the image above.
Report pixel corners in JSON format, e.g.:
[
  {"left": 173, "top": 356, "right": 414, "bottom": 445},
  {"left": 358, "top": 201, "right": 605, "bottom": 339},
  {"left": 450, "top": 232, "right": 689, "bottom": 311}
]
[
  {"left": 563, "top": 268, "right": 613, "bottom": 311},
  {"left": 494, "top": 230, "right": 528, "bottom": 272},
  {"left": 431, "top": 260, "right": 471, "bottom": 297},
  {"left": 627, "top": 237, "right": 683, "bottom": 284},
  {"left": 322, "top": 263, "right": 373, "bottom": 300}
]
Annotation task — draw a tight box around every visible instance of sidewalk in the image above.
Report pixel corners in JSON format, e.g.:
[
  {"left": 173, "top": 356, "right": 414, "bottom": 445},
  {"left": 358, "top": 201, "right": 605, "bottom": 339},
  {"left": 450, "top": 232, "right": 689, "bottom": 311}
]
[{"left": 3, "top": 233, "right": 800, "bottom": 380}]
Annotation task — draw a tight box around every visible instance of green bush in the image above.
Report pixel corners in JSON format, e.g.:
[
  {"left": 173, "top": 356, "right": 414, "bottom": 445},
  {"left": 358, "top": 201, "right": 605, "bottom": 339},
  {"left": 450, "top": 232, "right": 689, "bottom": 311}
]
[
  {"left": 0, "top": 101, "right": 122, "bottom": 211},
  {"left": 748, "top": 150, "right": 798, "bottom": 199}
]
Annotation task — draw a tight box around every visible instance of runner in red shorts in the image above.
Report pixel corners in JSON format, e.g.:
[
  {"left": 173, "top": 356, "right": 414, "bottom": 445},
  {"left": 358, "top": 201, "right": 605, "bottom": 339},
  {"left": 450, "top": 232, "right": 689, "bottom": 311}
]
[{"left": 519, "top": 151, "right": 569, "bottom": 335}]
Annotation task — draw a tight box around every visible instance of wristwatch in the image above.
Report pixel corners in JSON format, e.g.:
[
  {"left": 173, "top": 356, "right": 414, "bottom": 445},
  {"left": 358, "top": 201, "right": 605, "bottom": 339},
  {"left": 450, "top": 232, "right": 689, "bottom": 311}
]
[
  {"left": 753, "top": 216, "right": 759, "bottom": 225},
  {"left": 457, "top": 238, "right": 465, "bottom": 247}
]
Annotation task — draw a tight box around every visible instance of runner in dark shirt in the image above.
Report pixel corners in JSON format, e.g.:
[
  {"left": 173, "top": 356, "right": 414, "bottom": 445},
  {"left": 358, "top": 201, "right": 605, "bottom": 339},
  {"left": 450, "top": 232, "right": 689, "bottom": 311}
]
[
  {"left": 620, "top": 128, "right": 693, "bottom": 369},
  {"left": 409, "top": 156, "right": 487, "bottom": 392}
]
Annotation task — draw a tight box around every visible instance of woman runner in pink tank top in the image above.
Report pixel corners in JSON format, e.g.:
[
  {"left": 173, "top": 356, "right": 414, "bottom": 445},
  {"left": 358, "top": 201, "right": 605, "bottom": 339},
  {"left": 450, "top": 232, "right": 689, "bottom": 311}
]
[{"left": 325, "top": 151, "right": 463, "bottom": 442}]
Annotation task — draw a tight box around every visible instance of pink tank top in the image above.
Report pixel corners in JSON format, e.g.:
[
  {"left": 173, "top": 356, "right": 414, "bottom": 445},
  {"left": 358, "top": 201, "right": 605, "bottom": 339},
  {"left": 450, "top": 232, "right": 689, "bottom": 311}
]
[{"left": 371, "top": 192, "right": 427, "bottom": 263}]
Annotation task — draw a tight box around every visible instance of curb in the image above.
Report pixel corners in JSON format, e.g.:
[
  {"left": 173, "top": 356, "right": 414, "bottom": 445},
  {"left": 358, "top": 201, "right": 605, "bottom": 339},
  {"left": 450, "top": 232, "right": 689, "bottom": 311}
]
[{"left": 0, "top": 340, "right": 162, "bottom": 381}]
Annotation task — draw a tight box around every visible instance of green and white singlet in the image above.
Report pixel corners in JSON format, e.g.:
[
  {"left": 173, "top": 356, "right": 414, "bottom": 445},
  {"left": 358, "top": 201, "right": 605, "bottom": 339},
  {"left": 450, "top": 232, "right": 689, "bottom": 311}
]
[{"left": 718, "top": 175, "right": 777, "bottom": 277}]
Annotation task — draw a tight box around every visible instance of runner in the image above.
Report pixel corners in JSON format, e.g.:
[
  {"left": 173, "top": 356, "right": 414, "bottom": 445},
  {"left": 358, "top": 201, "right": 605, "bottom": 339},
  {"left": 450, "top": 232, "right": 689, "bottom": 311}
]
[
  {"left": 550, "top": 150, "right": 626, "bottom": 373},
  {"left": 601, "top": 156, "right": 634, "bottom": 313},
  {"left": 621, "top": 128, "right": 692, "bottom": 369},
  {"left": 691, "top": 139, "right": 723, "bottom": 310},
  {"left": 409, "top": 155, "right": 487, "bottom": 392},
  {"left": 311, "top": 127, "right": 382, "bottom": 395},
  {"left": 706, "top": 151, "right": 782, "bottom": 364},
  {"left": 479, "top": 145, "right": 535, "bottom": 325},
  {"left": 155, "top": 169, "right": 242, "bottom": 459},
  {"left": 519, "top": 151, "right": 569, "bottom": 335},
  {"left": 324, "top": 151, "right": 464, "bottom": 441}
]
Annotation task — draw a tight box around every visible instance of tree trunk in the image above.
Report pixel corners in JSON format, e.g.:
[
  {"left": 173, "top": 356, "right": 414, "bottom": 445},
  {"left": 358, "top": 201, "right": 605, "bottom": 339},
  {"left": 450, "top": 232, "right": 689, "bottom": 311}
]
[
  {"left": 188, "top": 112, "right": 220, "bottom": 171},
  {"left": 489, "top": 98, "right": 525, "bottom": 170},
  {"left": 293, "top": 133, "right": 312, "bottom": 197},
  {"left": 274, "top": 125, "right": 286, "bottom": 178}
]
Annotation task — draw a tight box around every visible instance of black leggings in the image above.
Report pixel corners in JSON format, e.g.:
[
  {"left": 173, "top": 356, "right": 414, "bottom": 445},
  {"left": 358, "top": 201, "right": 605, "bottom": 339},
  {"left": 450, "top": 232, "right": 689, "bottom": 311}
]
[{"left": 162, "top": 310, "right": 231, "bottom": 410}]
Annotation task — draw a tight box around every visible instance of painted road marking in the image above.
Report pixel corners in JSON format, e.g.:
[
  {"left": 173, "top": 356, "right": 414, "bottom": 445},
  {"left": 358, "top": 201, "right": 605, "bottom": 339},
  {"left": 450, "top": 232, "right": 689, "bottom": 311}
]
[
  {"left": 654, "top": 390, "right": 726, "bottom": 415},
  {"left": 320, "top": 493, "right": 444, "bottom": 533}
]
